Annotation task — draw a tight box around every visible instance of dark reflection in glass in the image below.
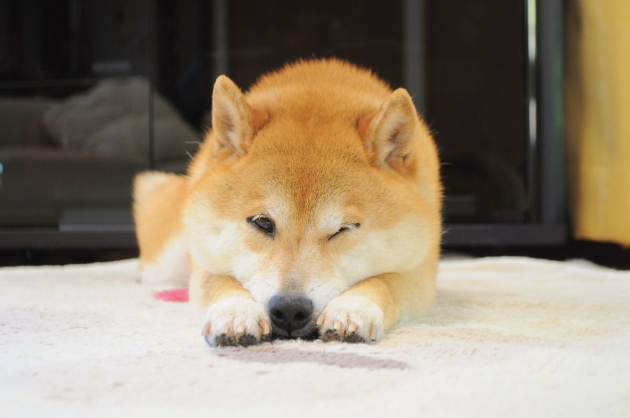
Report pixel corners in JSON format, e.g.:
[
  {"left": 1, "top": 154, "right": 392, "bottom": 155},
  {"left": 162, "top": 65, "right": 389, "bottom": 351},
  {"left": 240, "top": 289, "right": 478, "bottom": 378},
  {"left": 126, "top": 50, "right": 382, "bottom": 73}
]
[
  {"left": 222, "top": 0, "right": 527, "bottom": 223},
  {"left": 0, "top": 1, "right": 199, "bottom": 229},
  {"left": 0, "top": 0, "right": 528, "bottom": 231},
  {"left": 425, "top": 0, "right": 526, "bottom": 222}
]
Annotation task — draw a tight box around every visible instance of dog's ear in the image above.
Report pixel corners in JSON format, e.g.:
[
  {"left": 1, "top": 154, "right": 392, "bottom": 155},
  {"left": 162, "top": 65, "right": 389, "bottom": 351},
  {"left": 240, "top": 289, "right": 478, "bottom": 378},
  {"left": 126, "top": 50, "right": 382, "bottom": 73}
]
[
  {"left": 211, "top": 75, "right": 268, "bottom": 159},
  {"left": 361, "top": 88, "right": 421, "bottom": 176}
]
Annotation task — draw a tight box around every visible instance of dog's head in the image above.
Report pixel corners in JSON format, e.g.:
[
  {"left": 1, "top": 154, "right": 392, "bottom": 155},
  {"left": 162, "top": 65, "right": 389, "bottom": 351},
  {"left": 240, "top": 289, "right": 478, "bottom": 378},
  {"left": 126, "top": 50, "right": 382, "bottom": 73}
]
[{"left": 184, "top": 71, "right": 441, "bottom": 339}]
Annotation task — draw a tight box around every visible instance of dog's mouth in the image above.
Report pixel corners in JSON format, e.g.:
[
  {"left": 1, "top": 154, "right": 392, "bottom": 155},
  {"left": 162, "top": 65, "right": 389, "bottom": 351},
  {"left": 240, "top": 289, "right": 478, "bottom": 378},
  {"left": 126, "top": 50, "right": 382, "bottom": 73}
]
[{"left": 270, "top": 322, "right": 320, "bottom": 341}]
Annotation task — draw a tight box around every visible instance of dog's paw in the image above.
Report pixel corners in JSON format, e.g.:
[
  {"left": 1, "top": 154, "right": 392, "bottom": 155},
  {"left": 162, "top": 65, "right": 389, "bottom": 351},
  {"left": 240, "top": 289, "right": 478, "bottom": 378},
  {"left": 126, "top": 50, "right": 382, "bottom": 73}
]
[
  {"left": 317, "top": 294, "right": 385, "bottom": 343},
  {"left": 201, "top": 297, "right": 271, "bottom": 347}
]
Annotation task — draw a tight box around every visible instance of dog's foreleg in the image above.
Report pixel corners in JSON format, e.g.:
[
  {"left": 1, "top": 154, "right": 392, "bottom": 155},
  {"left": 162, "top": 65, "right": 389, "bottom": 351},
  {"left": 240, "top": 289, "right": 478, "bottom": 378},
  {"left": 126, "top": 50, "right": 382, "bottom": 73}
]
[
  {"left": 189, "top": 267, "right": 272, "bottom": 347},
  {"left": 317, "top": 263, "right": 436, "bottom": 343}
]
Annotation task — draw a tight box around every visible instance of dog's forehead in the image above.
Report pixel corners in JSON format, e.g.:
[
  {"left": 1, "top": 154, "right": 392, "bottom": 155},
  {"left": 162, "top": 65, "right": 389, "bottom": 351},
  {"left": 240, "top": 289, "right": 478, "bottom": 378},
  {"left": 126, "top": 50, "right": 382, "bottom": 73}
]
[
  {"left": 263, "top": 191, "right": 350, "bottom": 228},
  {"left": 247, "top": 153, "right": 365, "bottom": 206},
  {"left": 316, "top": 205, "right": 356, "bottom": 231},
  {"left": 265, "top": 196, "right": 290, "bottom": 223}
]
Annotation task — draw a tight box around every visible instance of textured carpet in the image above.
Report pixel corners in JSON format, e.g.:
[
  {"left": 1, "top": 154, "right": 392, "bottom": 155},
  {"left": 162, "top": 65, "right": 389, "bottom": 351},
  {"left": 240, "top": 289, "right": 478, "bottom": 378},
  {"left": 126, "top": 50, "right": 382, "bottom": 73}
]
[{"left": 1, "top": 257, "right": 629, "bottom": 417}]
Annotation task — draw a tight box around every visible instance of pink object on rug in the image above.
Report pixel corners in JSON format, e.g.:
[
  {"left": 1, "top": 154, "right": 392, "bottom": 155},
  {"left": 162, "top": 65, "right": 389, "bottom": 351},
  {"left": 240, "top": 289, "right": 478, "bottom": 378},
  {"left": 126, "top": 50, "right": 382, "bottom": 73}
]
[{"left": 153, "top": 288, "right": 189, "bottom": 302}]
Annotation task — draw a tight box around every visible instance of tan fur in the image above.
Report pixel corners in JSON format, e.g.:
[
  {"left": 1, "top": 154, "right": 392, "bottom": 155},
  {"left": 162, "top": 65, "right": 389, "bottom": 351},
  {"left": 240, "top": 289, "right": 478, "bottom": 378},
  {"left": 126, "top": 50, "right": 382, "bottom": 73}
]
[
  {"left": 133, "top": 59, "right": 442, "bottom": 346},
  {"left": 133, "top": 172, "right": 190, "bottom": 285}
]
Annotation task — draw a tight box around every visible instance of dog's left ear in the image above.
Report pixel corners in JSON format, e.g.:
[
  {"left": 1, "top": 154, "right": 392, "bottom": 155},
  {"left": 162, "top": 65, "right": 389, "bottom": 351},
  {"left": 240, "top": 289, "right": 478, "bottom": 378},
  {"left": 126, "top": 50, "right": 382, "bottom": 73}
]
[
  {"left": 361, "top": 88, "right": 420, "bottom": 175},
  {"left": 211, "top": 75, "right": 268, "bottom": 159}
]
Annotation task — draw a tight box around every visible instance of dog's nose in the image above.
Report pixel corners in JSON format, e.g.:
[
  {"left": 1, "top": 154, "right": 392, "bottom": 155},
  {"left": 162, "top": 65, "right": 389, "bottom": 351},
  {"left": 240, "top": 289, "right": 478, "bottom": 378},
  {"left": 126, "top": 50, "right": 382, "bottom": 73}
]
[{"left": 268, "top": 295, "right": 314, "bottom": 333}]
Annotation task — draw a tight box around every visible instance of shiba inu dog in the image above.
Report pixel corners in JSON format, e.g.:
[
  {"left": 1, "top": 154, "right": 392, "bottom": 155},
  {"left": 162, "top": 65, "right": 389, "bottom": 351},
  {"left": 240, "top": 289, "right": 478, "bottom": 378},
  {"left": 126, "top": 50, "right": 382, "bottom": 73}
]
[{"left": 133, "top": 59, "right": 442, "bottom": 347}]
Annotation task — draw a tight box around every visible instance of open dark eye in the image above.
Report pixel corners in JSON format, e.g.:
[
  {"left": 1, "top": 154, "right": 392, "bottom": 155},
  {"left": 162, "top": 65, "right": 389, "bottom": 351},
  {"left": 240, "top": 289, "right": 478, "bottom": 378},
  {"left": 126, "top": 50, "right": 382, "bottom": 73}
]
[
  {"left": 328, "top": 223, "right": 360, "bottom": 241},
  {"left": 247, "top": 215, "right": 275, "bottom": 238}
]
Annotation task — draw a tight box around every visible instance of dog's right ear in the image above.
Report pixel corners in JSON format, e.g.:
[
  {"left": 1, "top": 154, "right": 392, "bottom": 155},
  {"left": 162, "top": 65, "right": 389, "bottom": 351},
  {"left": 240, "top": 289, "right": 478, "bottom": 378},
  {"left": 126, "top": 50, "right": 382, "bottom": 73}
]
[{"left": 211, "top": 75, "right": 268, "bottom": 159}]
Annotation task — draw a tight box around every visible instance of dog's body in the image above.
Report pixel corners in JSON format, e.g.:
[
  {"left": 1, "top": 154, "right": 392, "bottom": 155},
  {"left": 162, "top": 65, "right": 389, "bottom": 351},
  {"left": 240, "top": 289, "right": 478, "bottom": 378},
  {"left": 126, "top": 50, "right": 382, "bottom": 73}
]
[{"left": 133, "top": 59, "right": 442, "bottom": 346}]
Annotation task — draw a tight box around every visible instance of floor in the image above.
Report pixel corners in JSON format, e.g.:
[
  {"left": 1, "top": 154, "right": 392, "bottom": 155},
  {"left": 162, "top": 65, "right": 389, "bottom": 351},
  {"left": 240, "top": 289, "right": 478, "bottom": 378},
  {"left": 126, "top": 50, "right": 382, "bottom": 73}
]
[{"left": 3, "top": 256, "right": 629, "bottom": 417}]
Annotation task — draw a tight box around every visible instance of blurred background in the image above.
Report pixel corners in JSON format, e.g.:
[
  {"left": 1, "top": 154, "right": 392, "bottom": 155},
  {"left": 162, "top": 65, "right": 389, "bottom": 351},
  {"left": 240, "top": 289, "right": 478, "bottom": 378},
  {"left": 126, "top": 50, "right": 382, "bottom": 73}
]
[{"left": 0, "top": 0, "right": 628, "bottom": 268}]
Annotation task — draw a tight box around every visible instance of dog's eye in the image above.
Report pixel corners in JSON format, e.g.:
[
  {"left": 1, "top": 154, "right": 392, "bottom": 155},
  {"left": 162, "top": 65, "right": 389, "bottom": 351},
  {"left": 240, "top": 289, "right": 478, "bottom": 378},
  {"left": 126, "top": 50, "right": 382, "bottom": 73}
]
[
  {"left": 248, "top": 215, "right": 275, "bottom": 238},
  {"left": 328, "top": 223, "right": 360, "bottom": 241}
]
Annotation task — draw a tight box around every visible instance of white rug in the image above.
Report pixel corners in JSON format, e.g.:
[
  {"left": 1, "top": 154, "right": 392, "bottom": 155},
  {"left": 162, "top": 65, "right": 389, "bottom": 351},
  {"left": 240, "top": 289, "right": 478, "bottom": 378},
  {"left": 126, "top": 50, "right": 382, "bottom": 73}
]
[{"left": 1, "top": 257, "right": 629, "bottom": 417}]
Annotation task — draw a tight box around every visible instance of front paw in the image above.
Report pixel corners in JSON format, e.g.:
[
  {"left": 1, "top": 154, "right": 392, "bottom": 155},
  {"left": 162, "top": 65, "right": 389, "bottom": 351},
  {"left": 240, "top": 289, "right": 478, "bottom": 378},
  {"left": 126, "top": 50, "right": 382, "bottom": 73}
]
[
  {"left": 201, "top": 297, "right": 271, "bottom": 347},
  {"left": 317, "top": 295, "right": 385, "bottom": 343}
]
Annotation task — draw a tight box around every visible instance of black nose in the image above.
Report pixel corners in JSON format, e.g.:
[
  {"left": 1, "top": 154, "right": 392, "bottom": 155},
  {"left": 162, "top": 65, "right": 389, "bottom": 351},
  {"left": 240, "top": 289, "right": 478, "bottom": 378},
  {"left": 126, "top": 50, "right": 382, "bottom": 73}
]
[{"left": 268, "top": 295, "right": 314, "bottom": 334}]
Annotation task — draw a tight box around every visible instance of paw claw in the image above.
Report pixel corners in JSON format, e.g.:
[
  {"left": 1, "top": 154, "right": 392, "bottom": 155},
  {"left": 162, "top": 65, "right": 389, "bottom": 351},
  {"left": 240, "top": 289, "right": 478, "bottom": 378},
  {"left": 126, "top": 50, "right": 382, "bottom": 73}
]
[
  {"left": 347, "top": 321, "right": 358, "bottom": 334},
  {"left": 333, "top": 320, "right": 342, "bottom": 331},
  {"left": 370, "top": 324, "right": 377, "bottom": 341},
  {"left": 259, "top": 319, "right": 271, "bottom": 336}
]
